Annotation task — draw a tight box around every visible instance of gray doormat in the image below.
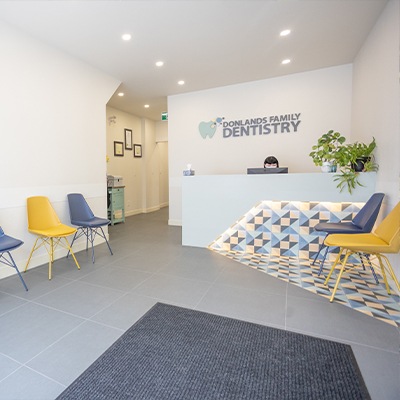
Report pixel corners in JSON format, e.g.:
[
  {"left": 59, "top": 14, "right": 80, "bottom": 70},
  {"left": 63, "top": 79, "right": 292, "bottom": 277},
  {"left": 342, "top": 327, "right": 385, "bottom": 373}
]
[{"left": 57, "top": 303, "right": 370, "bottom": 399}]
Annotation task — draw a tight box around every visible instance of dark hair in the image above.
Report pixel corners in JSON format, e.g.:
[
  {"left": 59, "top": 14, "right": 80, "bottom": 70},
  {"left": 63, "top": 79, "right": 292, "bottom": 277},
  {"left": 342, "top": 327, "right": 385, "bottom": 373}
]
[{"left": 264, "top": 156, "right": 279, "bottom": 167}]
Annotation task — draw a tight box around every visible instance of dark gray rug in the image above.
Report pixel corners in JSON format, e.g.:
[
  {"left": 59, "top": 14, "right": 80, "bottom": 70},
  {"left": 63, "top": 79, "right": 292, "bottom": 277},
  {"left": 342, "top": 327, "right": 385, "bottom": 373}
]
[{"left": 57, "top": 303, "right": 370, "bottom": 400}]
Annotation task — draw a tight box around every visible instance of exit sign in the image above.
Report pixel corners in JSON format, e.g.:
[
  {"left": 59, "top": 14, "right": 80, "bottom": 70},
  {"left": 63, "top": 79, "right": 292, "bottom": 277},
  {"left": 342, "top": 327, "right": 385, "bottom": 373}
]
[{"left": 161, "top": 112, "right": 168, "bottom": 121}]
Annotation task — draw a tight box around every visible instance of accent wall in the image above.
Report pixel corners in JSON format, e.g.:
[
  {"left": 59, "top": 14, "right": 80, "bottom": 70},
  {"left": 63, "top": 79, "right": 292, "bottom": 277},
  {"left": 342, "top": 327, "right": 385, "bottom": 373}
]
[{"left": 168, "top": 64, "right": 353, "bottom": 226}]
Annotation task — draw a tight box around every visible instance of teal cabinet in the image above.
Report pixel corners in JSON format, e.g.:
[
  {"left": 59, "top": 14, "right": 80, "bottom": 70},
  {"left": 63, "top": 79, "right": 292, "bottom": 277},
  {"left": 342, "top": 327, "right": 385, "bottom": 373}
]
[{"left": 108, "top": 187, "right": 125, "bottom": 225}]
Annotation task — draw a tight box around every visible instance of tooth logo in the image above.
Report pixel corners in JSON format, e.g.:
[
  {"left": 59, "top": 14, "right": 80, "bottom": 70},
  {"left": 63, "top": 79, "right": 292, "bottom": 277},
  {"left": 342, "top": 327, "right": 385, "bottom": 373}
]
[{"left": 198, "top": 117, "right": 224, "bottom": 139}]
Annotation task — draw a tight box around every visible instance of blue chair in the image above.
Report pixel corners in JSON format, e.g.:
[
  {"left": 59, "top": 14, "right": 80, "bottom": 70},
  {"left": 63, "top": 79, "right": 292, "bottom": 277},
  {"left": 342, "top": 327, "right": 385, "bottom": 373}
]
[
  {"left": 67, "top": 193, "right": 113, "bottom": 263},
  {"left": 0, "top": 227, "right": 28, "bottom": 291},
  {"left": 312, "top": 193, "right": 385, "bottom": 275}
]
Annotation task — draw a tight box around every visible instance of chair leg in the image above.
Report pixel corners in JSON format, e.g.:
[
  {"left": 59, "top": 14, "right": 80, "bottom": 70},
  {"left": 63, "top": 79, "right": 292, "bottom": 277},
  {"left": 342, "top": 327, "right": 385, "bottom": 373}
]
[
  {"left": 66, "top": 231, "right": 79, "bottom": 259},
  {"left": 312, "top": 236, "right": 327, "bottom": 265},
  {"left": 63, "top": 237, "right": 80, "bottom": 271},
  {"left": 25, "top": 237, "right": 41, "bottom": 272},
  {"left": 324, "top": 248, "right": 344, "bottom": 286},
  {"left": 376, "top": 254, "right": 400, "bottom": 294},
  {"left": 48, "top": 237, "right": 54, "bottom": 280},
  {"left": 329, "top": 250, "right": 351, "bottom": 302},
  {"left": 379, "top": 254, "right": 400, "bottom": 291},
  {"left": 362, "top": 254, "right": 379, "bottom": 284},
  {"left": 358, "top": 253, "right": 366, "bottom": 270},
  {"left": 90, "top": 228, "right": 95, "bottom": 263},
  {"left": 375, "top": 254, "right": 391, "bottom": 294},
  {"left": 317, "top": 245, "right": 330, "bottom": 276},
  {"left": 86, "top": 228, "right": 90, "bottom": 252},
  {"left": 67, "top": 226, "right": 113, "bottom": 264},
  {"left": 1, "top": 252, "right": 28, "bottom": 291},
  {"left": 100, "top": 227, "right": 113, "bottom": 256},
  {"left": 9, "top": 252, "right": 28, "bottom": 291}
]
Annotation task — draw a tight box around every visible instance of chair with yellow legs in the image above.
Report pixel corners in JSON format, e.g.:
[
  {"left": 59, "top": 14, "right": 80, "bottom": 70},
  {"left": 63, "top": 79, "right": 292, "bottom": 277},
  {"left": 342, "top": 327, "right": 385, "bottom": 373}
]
[
  {"left": 324, "top": 202, "right": 400, "bottom": 303},
  {"left": 25, "top": 196, "right": 80, "bottom": 280}
]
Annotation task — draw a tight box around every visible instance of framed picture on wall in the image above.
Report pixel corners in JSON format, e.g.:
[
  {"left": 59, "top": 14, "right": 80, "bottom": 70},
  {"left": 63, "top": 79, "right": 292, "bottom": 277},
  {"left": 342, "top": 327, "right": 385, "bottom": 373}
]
[
  {"left": 114, "top": 141, "right": 124, "bottom": 156},
  {"left": 134, "top": 144, "right": 142, "bottom": 158},
  {"left": 124, "top": 128, "right": 132, "bottom": 150}
]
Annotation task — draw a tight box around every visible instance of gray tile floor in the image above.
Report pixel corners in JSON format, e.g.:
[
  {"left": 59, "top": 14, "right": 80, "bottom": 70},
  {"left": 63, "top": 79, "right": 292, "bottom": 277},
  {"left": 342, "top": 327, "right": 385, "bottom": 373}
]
[{"left": 0, "top": 207, "right": 398, "bottom": 400}]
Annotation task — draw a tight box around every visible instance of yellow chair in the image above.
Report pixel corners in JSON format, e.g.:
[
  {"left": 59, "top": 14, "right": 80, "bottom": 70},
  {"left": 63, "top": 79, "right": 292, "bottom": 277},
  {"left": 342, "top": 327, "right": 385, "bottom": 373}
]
[
  {"left": 25, "top": 196, "right": 80, "bottom": 280},
  {"left": 324, "top": 202, "right": 400, "bottom": 302}
]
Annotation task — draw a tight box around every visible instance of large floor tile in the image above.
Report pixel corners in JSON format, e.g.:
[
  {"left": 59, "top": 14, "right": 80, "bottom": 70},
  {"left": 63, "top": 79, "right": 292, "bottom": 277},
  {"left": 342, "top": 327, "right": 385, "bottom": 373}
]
[
  {"left": 133, "top": 273, "right": 212, "bottom": 308},
  {"left": 196, "top": 283, "right": 287, "bottom": 328},
  {"left": 157, "top": 251, "right": 226, "bottom": 282},
  {"left": 110, "top": 250, "right": 177, "bottom": 273},
  {"left": 352, "top": 344, "right": 400, "bottom": 400},
  {"left": 27, "top": 320, "right": 123, "bottom": 386},
  {"left": 0, "top": 353, "right": 21, "bottom": 381},
  {"left": 286, "top": 279, "right": 327, "bottom": 303},
  {"left": 0, "top": 302, "right": 83, "bottom": 363},
  {"left": 33, "top": 280, "right": 125, "bottom": 319},
  {"left": 0, "top": 268, "right": 72, "bottom": 300},
  {"left": 285, "top": 295, "right": 398, "bottom": 352},
  {"left": 78, "top": 264, "right": 153, "bottom": 291},
  {"left": 215, "top": 262, "right": 288, "bottom": 294},
  {"left": 0, "top": 366, "right": 65, "bottom": 400},
  {"left": 90, "top": 292, "right": 159, "bottom": 330},
  {"left": 0, "top": 291, "right": 27, "bottom": 316}
]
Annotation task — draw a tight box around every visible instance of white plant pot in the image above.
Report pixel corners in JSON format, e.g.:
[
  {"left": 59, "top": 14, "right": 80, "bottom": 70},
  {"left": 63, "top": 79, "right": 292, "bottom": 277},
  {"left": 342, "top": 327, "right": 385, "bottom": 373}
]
[{"left": 321, "top": 162, "right": 332, "bottom": 173}]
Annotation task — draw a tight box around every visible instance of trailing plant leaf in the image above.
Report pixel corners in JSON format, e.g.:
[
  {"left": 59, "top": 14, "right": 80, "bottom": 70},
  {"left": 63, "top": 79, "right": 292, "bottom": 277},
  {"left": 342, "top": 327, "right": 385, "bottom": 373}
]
[{"left": 334, "top": 168, "right": 365, "bottom": 194}]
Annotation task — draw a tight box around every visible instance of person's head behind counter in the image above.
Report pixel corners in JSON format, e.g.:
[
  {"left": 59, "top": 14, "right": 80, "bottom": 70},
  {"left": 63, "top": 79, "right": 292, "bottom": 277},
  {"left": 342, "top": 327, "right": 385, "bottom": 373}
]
[{"left": 264, "top": 156, "right": 279, "bottom": 168}]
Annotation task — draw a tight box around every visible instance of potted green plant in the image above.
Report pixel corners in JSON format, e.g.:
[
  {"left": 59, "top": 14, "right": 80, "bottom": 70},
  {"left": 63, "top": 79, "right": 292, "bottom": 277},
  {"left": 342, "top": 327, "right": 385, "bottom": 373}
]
[
  {"left": 346, "top": 137, "right": 377, "bottom": 172},
  {"left": 334, "top": 137, "right": 378, "bottom": 193},
  {"left": 309, "top": 130, "right": 346, "bottom": 172}
]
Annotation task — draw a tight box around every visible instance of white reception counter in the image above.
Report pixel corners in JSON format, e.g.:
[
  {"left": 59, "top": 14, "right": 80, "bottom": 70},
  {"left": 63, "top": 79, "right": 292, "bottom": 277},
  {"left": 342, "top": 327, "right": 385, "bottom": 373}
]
[{"left": 182, "top": 172, "right": 376, "bottom": 248}]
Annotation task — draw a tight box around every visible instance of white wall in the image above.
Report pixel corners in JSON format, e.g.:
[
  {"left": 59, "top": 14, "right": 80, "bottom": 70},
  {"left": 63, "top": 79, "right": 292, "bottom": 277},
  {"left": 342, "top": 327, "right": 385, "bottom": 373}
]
[
  {"left": 168, "top": 64, "right": 353, "bottom": 225},
  {"left": 156, "top": 120, "right": 168, "bottom": 142},
  {"left": 352, "top": 0, "right": 399, "bottom": 209},
  {"left": 158, "top": 142, "right": 169, "bottom": 207},
  {"left": 0, "top": 21, "right": 120, "bottom": 279},
  {"left": 106, "top": 107, "right": 169, "bottom": 215},
  {"left": 351, "top": 0, "right": 399, "bottom": 274},
  {"left": 142, "top": 119, "right": 160, "bottom": 213}
]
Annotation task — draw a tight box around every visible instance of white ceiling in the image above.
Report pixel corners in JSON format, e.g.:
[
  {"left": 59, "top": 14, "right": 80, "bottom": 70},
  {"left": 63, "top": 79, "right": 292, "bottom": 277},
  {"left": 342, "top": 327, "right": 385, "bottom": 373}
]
[{"left": 0, "top": 0, "right": 387, "bottom": 121}]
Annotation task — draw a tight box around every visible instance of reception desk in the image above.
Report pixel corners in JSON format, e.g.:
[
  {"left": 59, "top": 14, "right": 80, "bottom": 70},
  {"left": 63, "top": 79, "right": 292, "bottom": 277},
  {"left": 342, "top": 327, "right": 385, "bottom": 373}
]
[{"left": 182, "top": 172, "right": 376, "bottom": 248}]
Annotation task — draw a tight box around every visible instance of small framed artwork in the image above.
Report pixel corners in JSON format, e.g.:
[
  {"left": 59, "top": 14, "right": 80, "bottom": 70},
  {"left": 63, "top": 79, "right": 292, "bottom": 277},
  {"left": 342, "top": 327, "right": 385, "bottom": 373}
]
[
  {"left": 134, "top": 144, "right": 142, "bottom": 158},
  {"left": 114, "top": 141, "right": 124, "bottom": 156},
  {"left": 124, "top": 128, "right": 132, "bottom": 150}
]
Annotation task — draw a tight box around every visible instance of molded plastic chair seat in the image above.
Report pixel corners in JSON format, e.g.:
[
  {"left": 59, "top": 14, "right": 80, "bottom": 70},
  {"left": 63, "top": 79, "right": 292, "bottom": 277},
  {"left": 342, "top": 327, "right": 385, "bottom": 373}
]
[
  {"left": 0, "top": 231, "right": 23, "bottom": 252},
  {"left": 67, "top": 193, "right": 113, "bottom": 263},
  {"left": 0, "top": 227, "right": 28, "bottom": 291},
  {"left": 313, "top": 222, "right": 365, "bottom": 234},
  {"left": 324, "top": 202, "right": 400, "bottom": 302},
  {"left": 70, "top": 216, "right": 110, "bottom": 228},
  {"left": 326, "top": 234, "right": 394, "bottom": 253},
  {"left": 28, "top": 225, "right": 77, "bottom": 237},
  {"left": 25, "top": 196, "right": 80, "bottom": 280},
  {"left": 312, "top": 193, "right": 385, "bottom": 274}
]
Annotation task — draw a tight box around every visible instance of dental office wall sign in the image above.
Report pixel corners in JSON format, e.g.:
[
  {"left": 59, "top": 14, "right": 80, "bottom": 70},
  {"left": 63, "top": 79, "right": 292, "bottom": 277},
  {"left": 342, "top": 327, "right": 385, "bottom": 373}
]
[{"left": 198, "top": 113, "right": 302, "bottom": 139}]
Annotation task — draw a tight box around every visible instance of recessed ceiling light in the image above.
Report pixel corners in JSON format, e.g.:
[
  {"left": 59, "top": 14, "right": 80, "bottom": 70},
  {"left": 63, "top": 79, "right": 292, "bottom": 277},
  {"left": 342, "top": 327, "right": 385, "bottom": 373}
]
[
  {"left": 281, "top": 59, "right": 291, "bottom": 65},
  {"left": 280, "top": 29, "right": 291, "bottom": 37},
  {"left": 122, "top": 33, "right": 132, "bottom": 41},
  {"left": 118, "top": 92, "right": 124, "bottom": 97},
  {"left": 144, "top": 104, "right": 150, "bottom": 108},
  {"left": 178, "top": 80, "right": 185, "bottom": 85},
  {"left": 155, "top": 61, "right": 164, "bottom": 67}
]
